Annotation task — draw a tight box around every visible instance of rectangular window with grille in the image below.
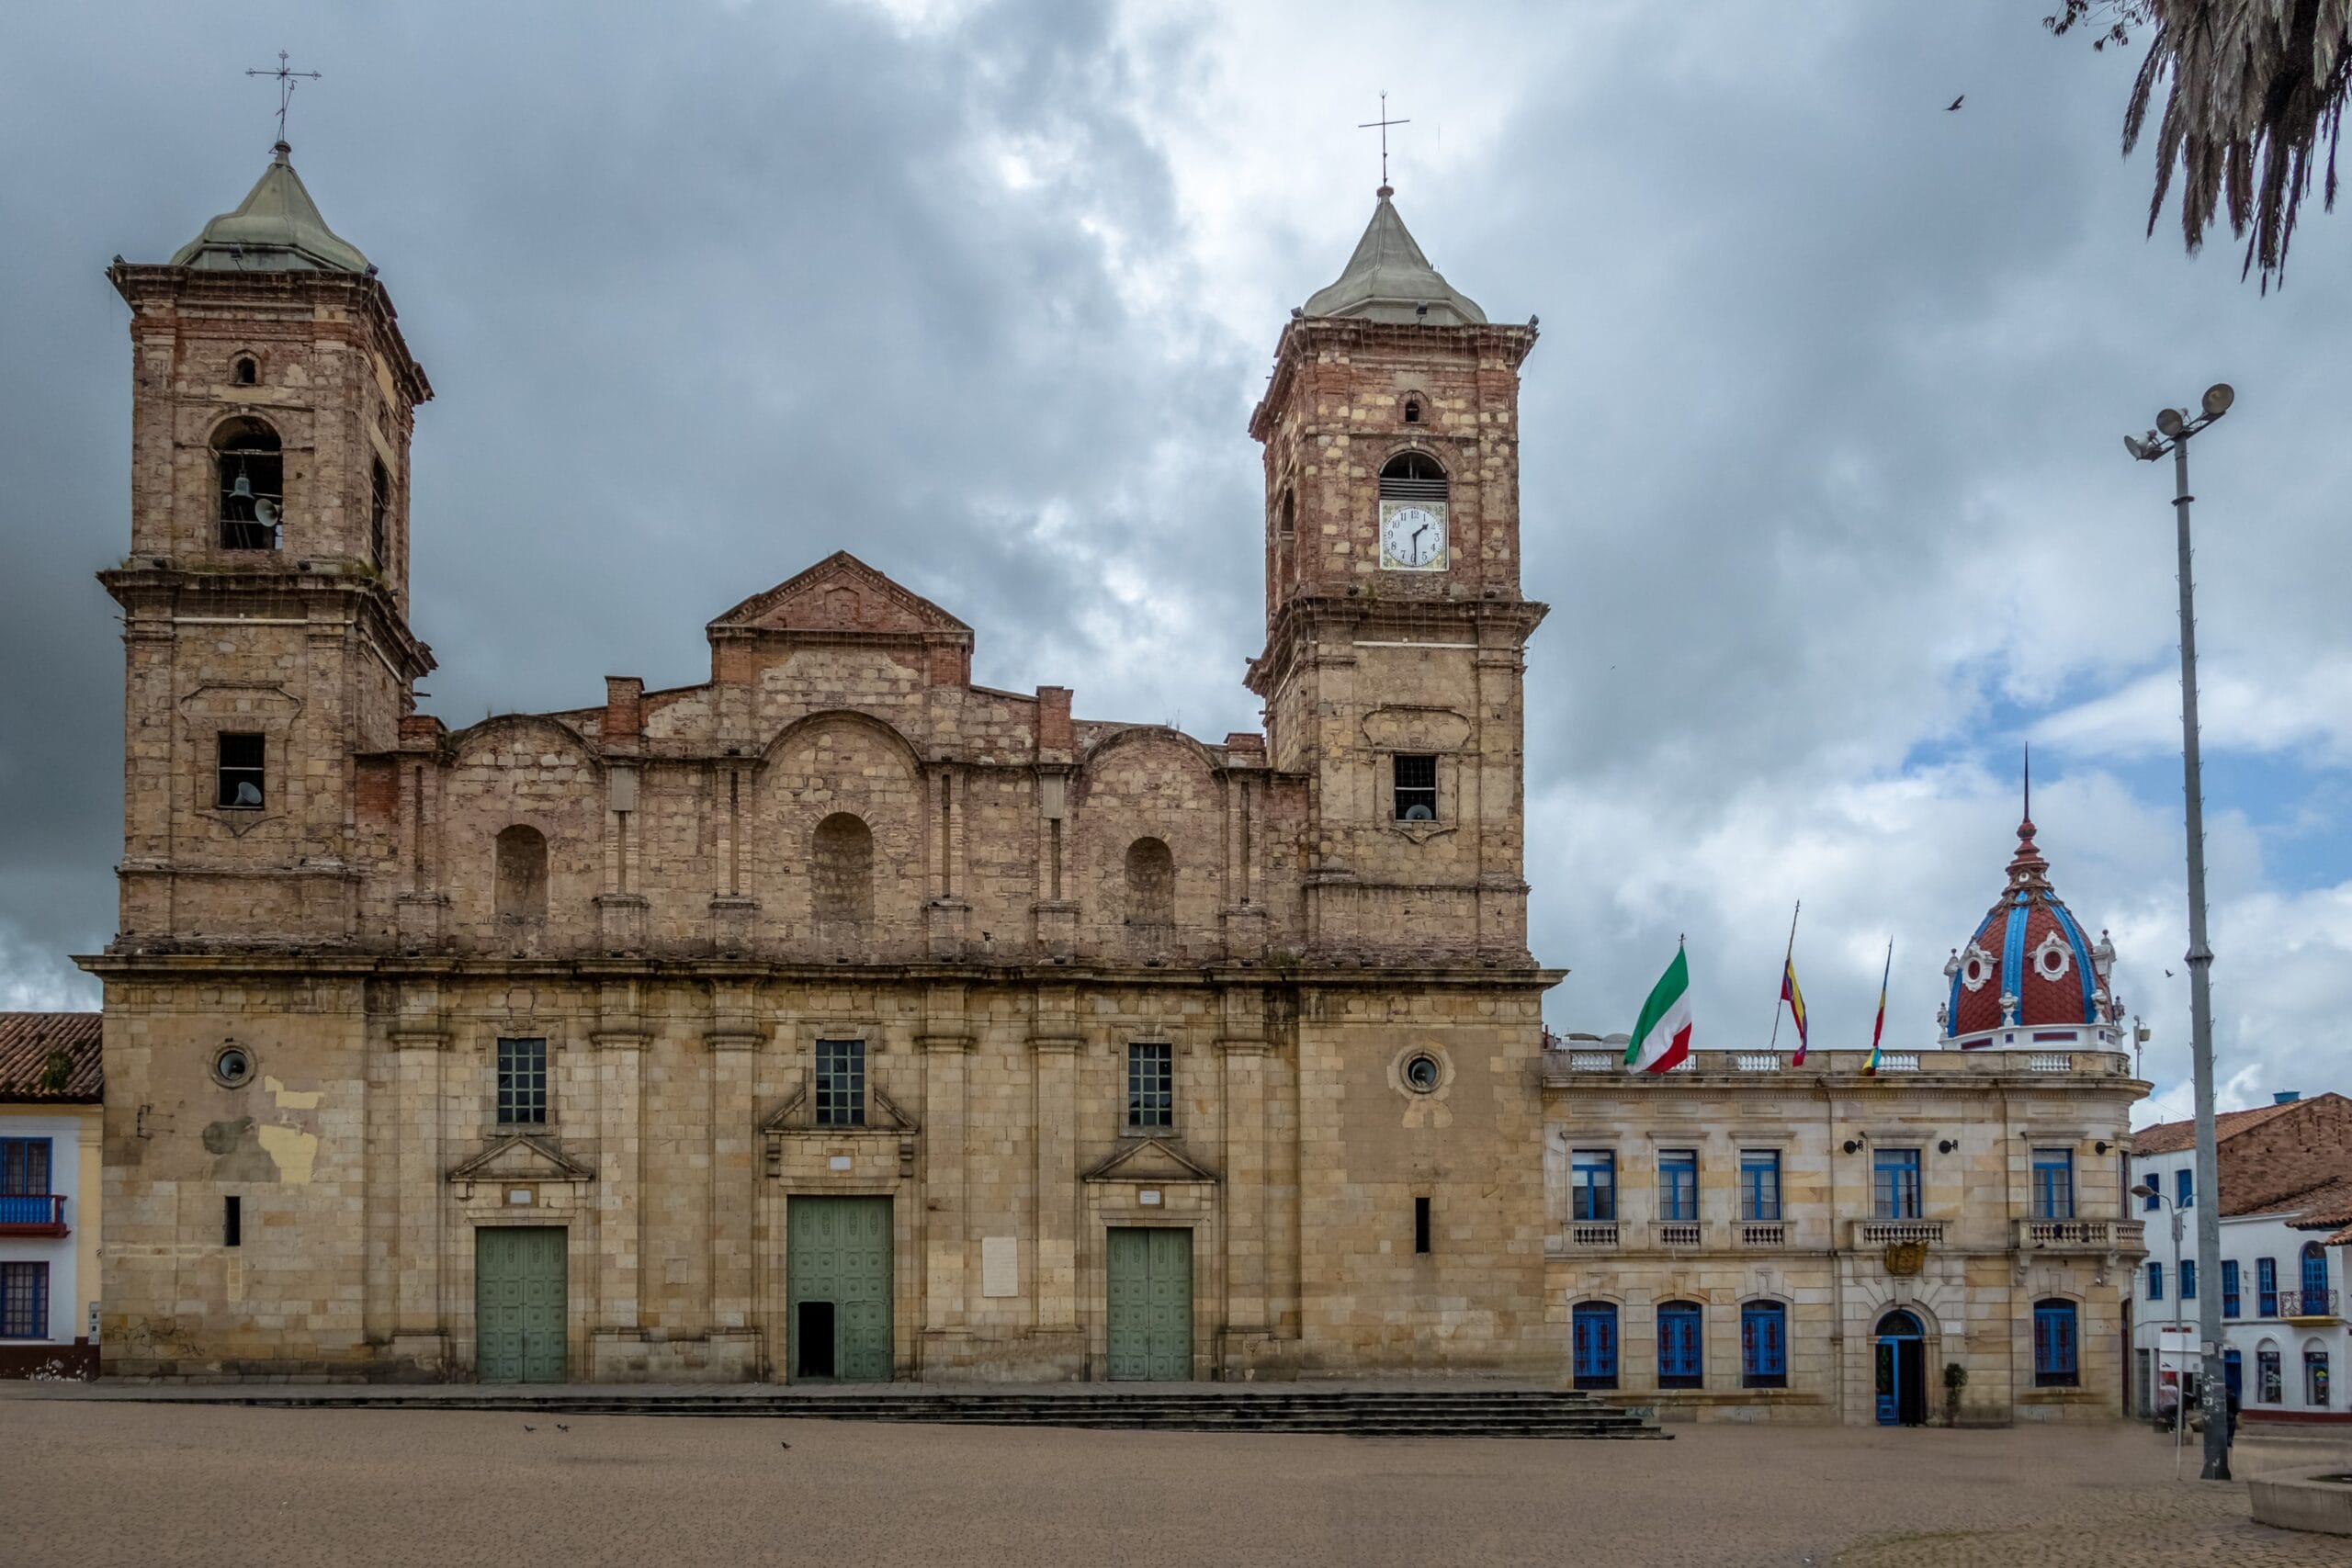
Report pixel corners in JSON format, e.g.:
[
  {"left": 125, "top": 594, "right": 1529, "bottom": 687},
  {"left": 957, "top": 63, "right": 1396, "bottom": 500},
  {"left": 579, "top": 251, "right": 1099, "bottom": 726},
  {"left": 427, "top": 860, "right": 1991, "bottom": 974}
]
[
  {"left": 217, "top": 732, "right": 266, "bottom": 810},
  {"left": 1126, "top": 1043, "right": 1172, "bottom": 1130},
  {"left": 495, "top": 1037, "right": 548, "bottom": 1126},
  {"left": 2258, "top": 1257, "right": 2278, "bottom": 1316},
  {"left": 2258, "top": 1348, "right": 2282, "bottom": 1403},
  {"left": 1741, "top": 1302, "right": 1787, "bottom": 1388},
  {"left": 2032, "top": 1301, "right": 2080, "bottom": 1387},
  {"left": 2222, "top": 1259, "right": 2241, "bottom": 1317},
  {"left": 1392, "top": 754, "right": 1438, "bottom": 822},
  {"left": 2181, "top": 1259, "right": 2198, "bottom": 1300},
  {"left": 1739, "top": 1150, "right": 1781, "bottom": 1222},
  {"left": 0, "top": 1261, "right": 47, "bottom": 1339},
  {"left": 2147, "top": 1261, "right": 2164, "bottom": 1301},
  {"left": 816, "top": 1038, "right": 865, "bottom": 1128},
  {"left": 0, "top": 1137, "right": 51, "bottom": 1196}
]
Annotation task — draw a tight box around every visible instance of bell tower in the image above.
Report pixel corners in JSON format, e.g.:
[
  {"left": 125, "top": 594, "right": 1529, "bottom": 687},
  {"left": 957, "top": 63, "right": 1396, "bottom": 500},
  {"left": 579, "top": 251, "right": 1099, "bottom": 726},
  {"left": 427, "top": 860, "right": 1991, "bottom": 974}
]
[
  {"left": 101, "top": 141, "right": 433, "bottom": 944},
  {"left": 1246, "top": 186, "right": 1544, "bottom": 961}
]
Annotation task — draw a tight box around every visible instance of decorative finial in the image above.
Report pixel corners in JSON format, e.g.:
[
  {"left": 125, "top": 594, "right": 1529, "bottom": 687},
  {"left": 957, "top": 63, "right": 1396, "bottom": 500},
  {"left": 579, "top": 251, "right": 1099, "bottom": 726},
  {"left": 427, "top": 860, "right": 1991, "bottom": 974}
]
[
  {"left": 2021, "top": 741, "right": 2032, "bottom": 830},
  {"left": 1358, "top": 91, "right": 1409, "bottom": 194},
  {"left": 246, "top": 50, "right": 322, "bottom": 151}
]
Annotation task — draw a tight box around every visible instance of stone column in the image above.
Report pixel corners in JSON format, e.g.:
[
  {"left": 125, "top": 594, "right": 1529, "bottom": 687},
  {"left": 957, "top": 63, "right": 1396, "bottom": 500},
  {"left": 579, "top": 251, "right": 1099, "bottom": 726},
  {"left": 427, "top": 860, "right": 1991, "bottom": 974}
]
[
  {"left": 1033, "top": 984, "right": 1081, "bottom": 1334},
  {"left": 387, "top": 998, "right": 447, "bottom": 1373},
  {"left": 594, "top": 980, "right": 648, "bottom": 1367},
  {"left": 1220, "top": 986, "right": 1270, "bottom": 1365},
  {"left": 921, "top": 984, "right": 971, "bottom": 1339},
  {"left": 706, "top": 980, "right": 763, "bottom": 1377}
]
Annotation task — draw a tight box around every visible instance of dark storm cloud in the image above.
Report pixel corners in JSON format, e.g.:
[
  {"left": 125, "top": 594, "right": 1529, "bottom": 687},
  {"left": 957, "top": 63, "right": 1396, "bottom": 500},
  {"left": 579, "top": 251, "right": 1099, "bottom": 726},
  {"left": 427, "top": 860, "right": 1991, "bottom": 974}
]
[{"left": 1, "top": 2, "right": 2346, "bottom": 1119}]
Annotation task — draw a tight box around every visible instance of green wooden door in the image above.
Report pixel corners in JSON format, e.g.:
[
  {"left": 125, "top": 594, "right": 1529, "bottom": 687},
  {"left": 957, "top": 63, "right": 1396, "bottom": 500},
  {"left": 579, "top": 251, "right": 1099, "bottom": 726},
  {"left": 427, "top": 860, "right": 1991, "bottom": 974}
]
[
  {"left": 786, "top": 1196, "right": 893, "bottom": 1382},
  {"left": 1106, "top": 1226, "right": 1193, "bottom": 1381},
  {"left": 476, "top": 1226, "right": 567, "bottom": 1384}
]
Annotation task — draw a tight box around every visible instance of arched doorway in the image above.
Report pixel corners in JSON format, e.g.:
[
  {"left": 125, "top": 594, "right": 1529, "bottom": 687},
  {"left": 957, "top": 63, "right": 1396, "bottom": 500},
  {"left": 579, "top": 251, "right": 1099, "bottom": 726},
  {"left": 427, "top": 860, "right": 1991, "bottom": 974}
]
[{"left": 1874, "top": 1308, "right": 1928, "bottom": 1427}]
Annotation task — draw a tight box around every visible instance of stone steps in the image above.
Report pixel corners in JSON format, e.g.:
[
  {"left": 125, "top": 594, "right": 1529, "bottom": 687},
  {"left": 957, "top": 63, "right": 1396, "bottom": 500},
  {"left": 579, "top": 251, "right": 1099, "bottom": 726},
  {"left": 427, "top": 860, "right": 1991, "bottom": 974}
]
[{"left": 183, "top": 1386, "right": 1668, "bottom": 1439}]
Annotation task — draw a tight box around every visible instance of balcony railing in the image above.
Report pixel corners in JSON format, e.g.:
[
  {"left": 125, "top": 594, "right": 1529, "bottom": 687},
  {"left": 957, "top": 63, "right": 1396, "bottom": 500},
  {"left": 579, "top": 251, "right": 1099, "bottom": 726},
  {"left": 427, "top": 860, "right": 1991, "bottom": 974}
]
[
  {"left": 0, "top": 1194, "right": 67, "bottom": 1237},
  {"left": 2284, "top": 1288, "right": 2341, "bottom": 1323},
  {"left": 1567, "top": 1222, "right": 1620, "bottom": 1247},
  {"left": 1852, "top": 1218, "right": 1946, "bottom": 1247},
  {"left": 1737, "top": 1222, "right": 1788, "bottom": 1247},
  {"left": 1539, "top": 1045, "right": 2132, "bottom": 1081},
  {"left": 2017, "top": 1218, "right": 2142, "bottom": 1252},
  {"left": 1657, "top": 1222, "right": 1701, "bottom": 1247}
]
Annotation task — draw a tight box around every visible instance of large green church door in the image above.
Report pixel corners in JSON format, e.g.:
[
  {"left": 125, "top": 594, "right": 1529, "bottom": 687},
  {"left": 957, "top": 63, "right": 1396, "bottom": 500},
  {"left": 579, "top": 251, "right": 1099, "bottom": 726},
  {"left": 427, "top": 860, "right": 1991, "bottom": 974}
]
[
  {"left": 476, "top": 1226, "right": 568, "bottom": 1383},
  {"left": 786, "top": 1196, "right": 893, "bottom": 1382},
  {"left": 1106, "top": 1226, "right": 1193, "bottom": 1381}
]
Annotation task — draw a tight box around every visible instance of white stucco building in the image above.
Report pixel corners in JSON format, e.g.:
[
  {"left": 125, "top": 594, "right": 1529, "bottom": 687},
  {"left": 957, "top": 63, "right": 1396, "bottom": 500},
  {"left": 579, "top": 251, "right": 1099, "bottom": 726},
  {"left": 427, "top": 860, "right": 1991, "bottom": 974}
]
[
  {"left": 2127, "top": 1092, "right": 2351, "bottom": 1427},
  {"left": 1, "top": 1014, "right": 103, "bottom": 1376}
]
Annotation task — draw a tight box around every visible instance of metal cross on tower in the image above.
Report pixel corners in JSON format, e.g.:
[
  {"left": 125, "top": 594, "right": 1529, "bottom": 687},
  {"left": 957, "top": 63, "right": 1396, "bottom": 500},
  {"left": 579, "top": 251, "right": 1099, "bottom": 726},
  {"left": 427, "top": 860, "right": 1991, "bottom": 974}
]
[
  {"left": 1358, "top": 92, "right": 1409, "bottom": 192},
  {"left": 246, "top": 51, "right": 322, "bottom": 147}
]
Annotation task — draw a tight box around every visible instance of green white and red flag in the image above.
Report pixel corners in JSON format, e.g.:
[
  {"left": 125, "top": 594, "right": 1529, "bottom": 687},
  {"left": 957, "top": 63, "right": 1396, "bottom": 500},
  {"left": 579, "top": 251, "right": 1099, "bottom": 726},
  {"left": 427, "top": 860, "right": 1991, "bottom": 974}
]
[{"left": 1625, "top": 942, "right": 1694, "bottom": 1074}]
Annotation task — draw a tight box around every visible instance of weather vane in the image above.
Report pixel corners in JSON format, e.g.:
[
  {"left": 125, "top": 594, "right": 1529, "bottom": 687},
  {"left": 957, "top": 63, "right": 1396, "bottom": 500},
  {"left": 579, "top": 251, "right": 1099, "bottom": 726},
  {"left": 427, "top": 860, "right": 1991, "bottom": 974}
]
[
  {"left": 1358, "top": 91, "right": 1408, "bottom": 192},
  {"left": 246, "top": 51, "right": 322, "bottom": 147}
]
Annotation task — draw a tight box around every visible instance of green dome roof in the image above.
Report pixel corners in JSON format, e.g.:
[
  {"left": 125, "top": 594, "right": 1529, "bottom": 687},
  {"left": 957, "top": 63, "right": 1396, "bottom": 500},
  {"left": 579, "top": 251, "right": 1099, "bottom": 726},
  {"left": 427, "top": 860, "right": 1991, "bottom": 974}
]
[
  {"left": 170, "top": 144, "right": 370, "bottom": 274},
  {"left": 1303, "top": 188, "right": 1484, "bottom": 326}
]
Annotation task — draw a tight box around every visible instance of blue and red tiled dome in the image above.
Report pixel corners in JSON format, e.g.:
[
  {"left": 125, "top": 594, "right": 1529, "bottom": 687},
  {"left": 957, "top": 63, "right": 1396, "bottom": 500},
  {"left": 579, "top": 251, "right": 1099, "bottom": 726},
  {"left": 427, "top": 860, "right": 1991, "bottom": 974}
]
[{"left": 1940, "top": 808, "right": 2121, "bottom": 1051}]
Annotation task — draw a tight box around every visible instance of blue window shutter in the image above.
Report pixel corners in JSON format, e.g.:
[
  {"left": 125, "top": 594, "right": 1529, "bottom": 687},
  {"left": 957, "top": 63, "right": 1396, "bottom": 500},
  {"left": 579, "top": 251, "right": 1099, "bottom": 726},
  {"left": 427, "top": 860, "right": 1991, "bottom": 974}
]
[{"left": 2147, "top": 1262, "right": 2163, "bottom": 1301}]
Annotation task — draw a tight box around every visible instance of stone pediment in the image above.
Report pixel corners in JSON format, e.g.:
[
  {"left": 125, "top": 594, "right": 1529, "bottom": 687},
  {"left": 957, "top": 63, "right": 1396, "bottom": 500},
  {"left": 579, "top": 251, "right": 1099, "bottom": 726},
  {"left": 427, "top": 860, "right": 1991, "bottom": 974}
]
[
  {"left": 1082, "top": 1137, "right": 1218, "bottom": 1185},
  {"left": 709, "top": 551, "right": 971, "bottom": 639},
  {"left": 447, "top": 1134, "right": 595, "bottom": 1186},
  {"left": 760, "top": 1082, "right": 920, "bottom": 1136}
]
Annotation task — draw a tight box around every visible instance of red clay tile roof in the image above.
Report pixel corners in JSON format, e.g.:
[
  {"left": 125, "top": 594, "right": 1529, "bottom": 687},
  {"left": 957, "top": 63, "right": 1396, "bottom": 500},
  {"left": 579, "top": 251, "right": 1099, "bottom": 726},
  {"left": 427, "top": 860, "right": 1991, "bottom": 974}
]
[
  {"left": 2131, "top": 1100, "right": 2306, "bottom": 1155},
  {"left": 0, "top": 1012, "right": 102, "bottom": 1103}
]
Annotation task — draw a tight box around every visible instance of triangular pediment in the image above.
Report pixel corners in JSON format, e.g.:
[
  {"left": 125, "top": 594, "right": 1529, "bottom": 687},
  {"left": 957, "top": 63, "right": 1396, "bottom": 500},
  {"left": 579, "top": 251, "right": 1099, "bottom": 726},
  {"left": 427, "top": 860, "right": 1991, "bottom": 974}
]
[
  {"left": 1082, "top": 1136, "right": 1218, "bottom": 1185},
  {"left": 447, "top": 1133, "right": 595, "bottom": 1185},
  {"left": 710, "top": 551, "right": 971, "bottom": 638}
]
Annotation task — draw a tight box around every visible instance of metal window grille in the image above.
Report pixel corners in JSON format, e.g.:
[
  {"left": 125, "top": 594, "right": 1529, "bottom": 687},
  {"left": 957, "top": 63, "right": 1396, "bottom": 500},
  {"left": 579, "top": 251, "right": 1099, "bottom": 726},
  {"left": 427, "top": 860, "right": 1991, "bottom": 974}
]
[
  {"left": 2222, "top": 1260, "right": 2241, "bottom": 1318},
  {"left": 816, "top": 1039, "right": 865, "bottom": 1128},
  {"left": 1126, "top": 1043, "right": 1172, "bottom": 1130},
  {"left": 1739, "top": 1151, "right": 1781, "bottom": 1222},
  {"left": 2032, "top": 1301, "right": 2079, "bottom": 1386},
  {"left": 2308, "top": 1352, "right": 2331, "bottom": 1407},
  {"left": 495, "top": 1037, "right": 548, "bottom": 1126},
  {"left": 1658, "top": 1150, "right": 1699, "bottom": 1224},
  {"left": 1571, "top": 1304, "right": 1618, "bottom": 1390},
  {"left": 2030, "top": 1148, "right": 2075, "bottom": 1220},
  {"left": 1657, "top": 1303, "right": 1703, "bottom": 1388},
  {"left": 2258, "top": 1349, "right": 2282, "bottom": 1403},
  {"left": 0, "top": 1261, "right": 47, "bottom": 1339},
  {"left": 1392, "top": 754, "right": 1437, "bottom": 822},
  {"left": 1871, "top": 1149, "right": 1921, "bottom": 1220},
  {"left": 1741, "top": 1302, "right": 1787, "bottom": 1388},
  {"left": 2257, "top": 1257, "right": 2278, "bottom": 1316},
  {"left": 216, "top": 733, "right": 266, "bottom": 810},
  {"left": 1571, "top": 1152, "right": 1615, "bottom": 1223},
  {"left": 0, "top": 1137, "right": 51, "bottom": 1196}
]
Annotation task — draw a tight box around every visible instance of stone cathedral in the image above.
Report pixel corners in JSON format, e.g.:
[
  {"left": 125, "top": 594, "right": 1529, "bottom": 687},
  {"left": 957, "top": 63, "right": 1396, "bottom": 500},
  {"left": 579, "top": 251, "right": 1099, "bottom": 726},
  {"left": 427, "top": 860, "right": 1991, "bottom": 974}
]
[{"left": 90, "top": 144, "right": 2144, "bottom": 1422}]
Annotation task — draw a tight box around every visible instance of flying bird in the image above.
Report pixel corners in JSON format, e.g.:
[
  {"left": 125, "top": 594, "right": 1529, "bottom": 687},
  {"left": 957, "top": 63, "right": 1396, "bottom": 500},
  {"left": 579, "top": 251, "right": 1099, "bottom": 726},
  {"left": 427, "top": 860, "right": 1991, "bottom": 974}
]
[
  {"left": 2165, "top": 968, "right": 2176, "bottom": 977},
  {"left": 1946, "top": 95, "right": 1965, "bottom": 112}
]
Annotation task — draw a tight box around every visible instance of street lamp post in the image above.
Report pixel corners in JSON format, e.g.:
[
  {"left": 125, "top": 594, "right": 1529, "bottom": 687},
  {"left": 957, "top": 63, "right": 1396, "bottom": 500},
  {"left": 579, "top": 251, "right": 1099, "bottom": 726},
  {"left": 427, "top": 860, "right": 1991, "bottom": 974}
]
[{"left": 2125, "top": 383, "right": 2234, "bottom": 1482}]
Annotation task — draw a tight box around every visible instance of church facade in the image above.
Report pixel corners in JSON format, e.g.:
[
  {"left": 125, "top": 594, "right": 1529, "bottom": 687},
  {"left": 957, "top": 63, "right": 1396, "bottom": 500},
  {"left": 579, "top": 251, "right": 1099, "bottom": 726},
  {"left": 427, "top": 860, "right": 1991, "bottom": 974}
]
[{"left": 87, "top": 146, "right": 2143, "bottom": 1419}]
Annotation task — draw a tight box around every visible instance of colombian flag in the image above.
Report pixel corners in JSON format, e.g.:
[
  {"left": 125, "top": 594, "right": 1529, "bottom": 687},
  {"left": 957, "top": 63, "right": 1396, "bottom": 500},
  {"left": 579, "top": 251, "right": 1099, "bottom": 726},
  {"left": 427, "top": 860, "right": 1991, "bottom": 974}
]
[
  {"left": 1862, "top": 940, "right": 1893, "bottom": 1077},
  {"left": 1781, "top": 960, "right": 1809, "bottom": 1066}
]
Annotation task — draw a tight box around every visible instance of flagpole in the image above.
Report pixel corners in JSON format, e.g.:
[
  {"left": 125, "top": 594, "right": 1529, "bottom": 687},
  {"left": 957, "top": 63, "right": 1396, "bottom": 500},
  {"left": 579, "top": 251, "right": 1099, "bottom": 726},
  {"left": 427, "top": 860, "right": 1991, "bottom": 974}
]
[{"left": 1766, "top": 899, "right": 1800, "bottom": 1051}]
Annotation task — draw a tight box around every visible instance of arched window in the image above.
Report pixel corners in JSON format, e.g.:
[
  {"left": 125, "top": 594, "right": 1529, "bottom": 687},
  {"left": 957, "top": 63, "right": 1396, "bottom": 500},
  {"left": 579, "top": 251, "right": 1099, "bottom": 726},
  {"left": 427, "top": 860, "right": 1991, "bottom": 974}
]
[
  {"left": 1571, "top": 1303, "right": 1618, "bottom": 1390},
  {"left": 213, "top": 418, "right": 283, "bottom": 550},
  {"left": 232, "top": 355, "right": 258, "bottom": 386},
  {"left": 493, "top": 826, "right": 548, "bottom": 924},
  {"left": 2301, "top": 1241, "right": 2331, "bottom": 1314},
  {"left": 1125, "top": 837, "right": 1174, "bottom": 928},
  {"left": 1378, "top": 450, "right": 1448, "bottom": 504},
  {"left": 1402, "top": 396, "right": 1422, "bottom": 424},
  {"left": 1740, "top": 1301, "right": 1787, "bottom": 1388},
  {"left": 1657, "top": 1300, "right": 1702, "bottom": 1389},
  {"left": 1875, "top": 1308, "right": 1923, "bottom": 1337},
  {"left": 2257, "top": 1341, "right": 2283, "bottom": 1403},
  {"left": 369, "top": 458, "right": 391, "bottom": 569},
  {"left": 812, "top": 813, "right": 874, "bottom": 924},
  {"left": 2031, "top": 1298, "right": 2079, "bottom": 1387},
  {"left": 1277, "top": 488, "right": 1295, "bottom": 539}
]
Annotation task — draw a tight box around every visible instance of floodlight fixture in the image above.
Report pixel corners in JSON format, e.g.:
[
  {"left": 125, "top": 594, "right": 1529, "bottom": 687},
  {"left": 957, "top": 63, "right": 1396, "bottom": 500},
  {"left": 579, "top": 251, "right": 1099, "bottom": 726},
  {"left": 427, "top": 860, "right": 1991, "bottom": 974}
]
[
  {"left": 2155, "top": 407, "right": 2187, "bottom": 437},
  {"left": 2201, "top": 383, "right": 2234, "bottom": 417}
]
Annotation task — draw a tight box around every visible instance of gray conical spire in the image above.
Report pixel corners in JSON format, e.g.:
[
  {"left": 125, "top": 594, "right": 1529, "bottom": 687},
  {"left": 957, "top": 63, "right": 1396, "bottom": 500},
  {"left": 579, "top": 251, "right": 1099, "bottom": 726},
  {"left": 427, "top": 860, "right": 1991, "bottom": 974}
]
[
  {"left": 170, "top": 143, "right": 370, "bottom": 274},
  {"left": 1301, "top": 187, "right": 1485, "bottom": 325}
]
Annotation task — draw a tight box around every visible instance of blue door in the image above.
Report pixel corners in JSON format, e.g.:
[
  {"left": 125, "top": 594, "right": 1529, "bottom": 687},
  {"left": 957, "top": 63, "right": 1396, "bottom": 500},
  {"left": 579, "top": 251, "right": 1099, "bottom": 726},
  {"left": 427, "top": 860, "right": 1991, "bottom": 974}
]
[
  {"left": 2224, "top": 1348, "right": 2244, "bottom": 1402},
  {"left": 1572, "top": 1303, "right": 1618, "bottom": 1390},
  {"left": 1657, "top": 1302, "right": 1702, "bottom": 1389},
  {"left": 2302, "top": 1245, "right": 2331, "bottom": 1314},
  {"left": 1875, "top": 1309, "right": 1925, "bottom": 1426}
]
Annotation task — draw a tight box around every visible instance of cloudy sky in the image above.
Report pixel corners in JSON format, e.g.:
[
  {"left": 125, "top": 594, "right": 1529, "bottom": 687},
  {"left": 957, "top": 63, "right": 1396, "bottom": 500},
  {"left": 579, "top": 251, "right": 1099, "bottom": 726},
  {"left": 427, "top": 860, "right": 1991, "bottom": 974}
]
[{"left": 3, "top": 1, "right": 2346, "bottom": 1125}]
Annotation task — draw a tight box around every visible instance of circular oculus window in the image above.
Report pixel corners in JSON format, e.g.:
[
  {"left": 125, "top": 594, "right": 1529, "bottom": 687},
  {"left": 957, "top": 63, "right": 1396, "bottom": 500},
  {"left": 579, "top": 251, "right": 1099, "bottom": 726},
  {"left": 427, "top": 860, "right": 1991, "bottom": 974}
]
[
  {"left": 1403, "top": 1053, "right": 1442, "bottom": 1094},
  {"left": 212, "top": 1043, "right": 255, "bottom": 1089}
]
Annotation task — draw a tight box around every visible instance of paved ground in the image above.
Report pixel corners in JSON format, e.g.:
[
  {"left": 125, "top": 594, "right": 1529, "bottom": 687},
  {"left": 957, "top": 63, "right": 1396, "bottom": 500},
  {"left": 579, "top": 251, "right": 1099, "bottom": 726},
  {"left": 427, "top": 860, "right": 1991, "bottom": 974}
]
[{"left": 5, "top": 1395, "right": 2338, "bottom": 1567}]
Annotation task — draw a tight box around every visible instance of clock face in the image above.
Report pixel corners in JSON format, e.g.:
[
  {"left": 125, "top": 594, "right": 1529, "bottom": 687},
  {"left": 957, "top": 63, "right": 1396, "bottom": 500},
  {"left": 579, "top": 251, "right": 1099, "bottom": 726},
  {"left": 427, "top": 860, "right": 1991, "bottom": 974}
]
[{"left": 1379, "top": 501, "right": 1449, "bottom": 571}]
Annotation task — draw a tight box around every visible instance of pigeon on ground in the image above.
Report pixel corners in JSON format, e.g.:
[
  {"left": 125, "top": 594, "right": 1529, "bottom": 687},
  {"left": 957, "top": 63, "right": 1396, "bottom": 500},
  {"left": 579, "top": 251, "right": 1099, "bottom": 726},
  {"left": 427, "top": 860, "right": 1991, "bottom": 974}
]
[
  {"left": 1946, "top": 95, "right": 1964, "bottom": 111},
  {"left": 523, "top": 1424, "right": 537, "bottom": 1432},
  {"left": 780, "top": 1440, "right": 792, "bottom": 1450},
  {"left": 556, "top": 1424, "right": 570, "bottom": 1432}
]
